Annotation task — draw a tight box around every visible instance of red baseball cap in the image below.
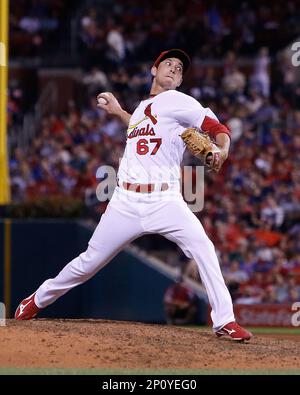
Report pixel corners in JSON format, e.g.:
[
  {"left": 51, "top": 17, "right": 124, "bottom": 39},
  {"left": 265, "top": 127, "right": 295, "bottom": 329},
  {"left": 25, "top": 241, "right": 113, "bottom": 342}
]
[{"left": 153, "top": 49, "right": 191, "bottom": 74}]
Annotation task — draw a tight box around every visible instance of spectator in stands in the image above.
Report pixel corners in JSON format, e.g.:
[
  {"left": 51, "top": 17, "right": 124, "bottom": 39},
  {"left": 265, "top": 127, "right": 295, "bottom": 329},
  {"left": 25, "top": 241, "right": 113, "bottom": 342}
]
[
  {"left": 261, "top": 285, "right": 279, "bottom": 303},
  {"left": 222, "top": 66, "right": 246, "bottom": 96},
  {"left": 106, "top": 22, "right": 126, "bottom": 63},
  {"left": 82, "top": 67, "right": 110, "bottom": 98},
  {"left": 249, "top": 47, "right": 271, "bottom": 98},
  {"left": 164, "top": 275, "right": 198, "bottom": 325},
  {"left": 287, "top": 287, "right": 300, "bottom": 303}
]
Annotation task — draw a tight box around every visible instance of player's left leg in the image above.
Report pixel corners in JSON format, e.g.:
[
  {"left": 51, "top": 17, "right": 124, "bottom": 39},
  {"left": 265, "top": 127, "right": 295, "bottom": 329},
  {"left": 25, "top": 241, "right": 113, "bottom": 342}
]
[{"left": 144, "top": 197, "right": 251, "bottom": 339}]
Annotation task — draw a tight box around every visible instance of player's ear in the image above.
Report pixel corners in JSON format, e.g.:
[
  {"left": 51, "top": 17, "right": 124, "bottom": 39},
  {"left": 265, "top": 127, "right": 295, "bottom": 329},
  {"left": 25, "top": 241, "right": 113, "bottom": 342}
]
[{"left": 151, "top": 66, "right": 157, "bottom": 77}]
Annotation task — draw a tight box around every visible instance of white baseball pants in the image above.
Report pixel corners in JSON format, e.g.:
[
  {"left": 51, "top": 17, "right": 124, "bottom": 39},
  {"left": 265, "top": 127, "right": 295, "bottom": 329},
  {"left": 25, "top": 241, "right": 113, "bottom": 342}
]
[{"left": 35, "top": 187, "right": 235, "bottom": 330}]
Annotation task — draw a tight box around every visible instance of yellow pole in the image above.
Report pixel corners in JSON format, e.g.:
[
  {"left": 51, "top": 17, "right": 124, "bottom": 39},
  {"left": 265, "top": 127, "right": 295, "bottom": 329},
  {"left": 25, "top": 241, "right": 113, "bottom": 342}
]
[
  {"left": 0, "top": 0, "right": 11, "bottom": 204},
  {"left": 4, "top": 219, "right": 11, "bottom": 317}
]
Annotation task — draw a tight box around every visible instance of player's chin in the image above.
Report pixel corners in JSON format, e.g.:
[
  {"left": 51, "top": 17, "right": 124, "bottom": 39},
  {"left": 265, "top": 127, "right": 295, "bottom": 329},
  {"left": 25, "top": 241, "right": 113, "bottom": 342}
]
[{"left": 163, "top": 78, "right": 177, "bottom": 90}]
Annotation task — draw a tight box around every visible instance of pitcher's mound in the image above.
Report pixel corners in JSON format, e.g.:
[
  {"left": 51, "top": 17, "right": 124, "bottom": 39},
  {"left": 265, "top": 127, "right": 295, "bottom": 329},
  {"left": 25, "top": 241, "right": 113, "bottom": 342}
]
[{"left": 1, "top": 319, "right": 300, "bottom": 370}]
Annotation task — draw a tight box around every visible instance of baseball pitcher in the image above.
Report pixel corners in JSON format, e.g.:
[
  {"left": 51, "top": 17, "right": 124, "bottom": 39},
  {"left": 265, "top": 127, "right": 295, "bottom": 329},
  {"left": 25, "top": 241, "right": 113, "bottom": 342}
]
[{"left": 15, "top": 49, "right": 252, "bottom": 341}]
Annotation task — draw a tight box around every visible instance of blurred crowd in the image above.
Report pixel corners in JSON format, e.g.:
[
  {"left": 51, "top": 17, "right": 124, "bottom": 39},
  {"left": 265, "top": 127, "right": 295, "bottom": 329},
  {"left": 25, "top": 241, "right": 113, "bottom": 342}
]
[
  {"left": 10, "top": 0, "right": 300, "bottom": 64},
  {"left": 10, "top": 0, "right": 70, "bottom": 58},
  {"left": 8, "top": 0, "right": 300, "bottom": 305},
  {"left": 78, "top": 0, "right": 300, "bottom": 69}
]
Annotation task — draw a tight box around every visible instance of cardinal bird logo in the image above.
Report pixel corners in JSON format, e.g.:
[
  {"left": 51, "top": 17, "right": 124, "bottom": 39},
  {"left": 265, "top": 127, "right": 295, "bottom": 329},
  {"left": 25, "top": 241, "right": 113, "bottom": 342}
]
[
  {"left": 144, "top": 103, "right": 157, "bottom": 125},
  {"left": 127, "top": 103, "right": 158, "bottom": 132}
]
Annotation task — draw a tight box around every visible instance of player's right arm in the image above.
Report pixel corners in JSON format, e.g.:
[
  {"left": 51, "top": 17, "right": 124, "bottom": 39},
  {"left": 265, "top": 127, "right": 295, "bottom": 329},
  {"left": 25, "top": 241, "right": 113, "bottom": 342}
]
[{"left": 97, "top": 92, "right": 131, "bottom": 126}]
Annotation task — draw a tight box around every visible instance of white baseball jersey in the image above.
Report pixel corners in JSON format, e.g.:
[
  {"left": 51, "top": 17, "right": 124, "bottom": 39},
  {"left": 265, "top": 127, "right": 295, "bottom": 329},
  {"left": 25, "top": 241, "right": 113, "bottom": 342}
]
[{"left": 117, "top": 90, "right": 218, "bottom": 186}]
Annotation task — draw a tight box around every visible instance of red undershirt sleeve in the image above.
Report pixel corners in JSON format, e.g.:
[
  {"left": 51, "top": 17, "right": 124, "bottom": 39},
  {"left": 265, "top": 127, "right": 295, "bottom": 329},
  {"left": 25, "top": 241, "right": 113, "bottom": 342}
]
[{"left": 200, "top": 116, "right": 231, "bottom": 140}]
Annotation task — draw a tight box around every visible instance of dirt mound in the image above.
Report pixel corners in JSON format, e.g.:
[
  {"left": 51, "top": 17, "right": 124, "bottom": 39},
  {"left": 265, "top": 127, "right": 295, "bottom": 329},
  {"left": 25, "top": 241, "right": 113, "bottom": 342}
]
[{"left": 1, "top": 319, "right": 300, "bottom": 370}]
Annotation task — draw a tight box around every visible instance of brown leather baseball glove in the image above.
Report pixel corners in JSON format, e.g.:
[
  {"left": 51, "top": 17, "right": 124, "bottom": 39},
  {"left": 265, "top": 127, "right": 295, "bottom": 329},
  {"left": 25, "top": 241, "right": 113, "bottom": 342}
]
[{"left": 181, "top": 127, "right": 224, "bottom": 172}]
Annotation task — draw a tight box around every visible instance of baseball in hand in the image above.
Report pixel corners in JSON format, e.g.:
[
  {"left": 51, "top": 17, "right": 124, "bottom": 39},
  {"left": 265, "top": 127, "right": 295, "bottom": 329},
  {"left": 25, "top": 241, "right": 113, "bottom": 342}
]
[{"left": 97, "top": 97, "right": 108, "bottom": 105}]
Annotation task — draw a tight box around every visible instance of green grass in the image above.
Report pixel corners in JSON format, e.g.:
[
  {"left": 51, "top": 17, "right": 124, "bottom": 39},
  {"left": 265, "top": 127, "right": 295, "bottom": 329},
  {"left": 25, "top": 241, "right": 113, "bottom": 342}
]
[
  {"left": 247, "top": 327, "right": 300, "bottom": 335},
  {"left": 190, "top": 326, "right": 300, "bottom": 335},
  {"left": 0, "top": 368, "right": 300, "bottom": 375}
]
